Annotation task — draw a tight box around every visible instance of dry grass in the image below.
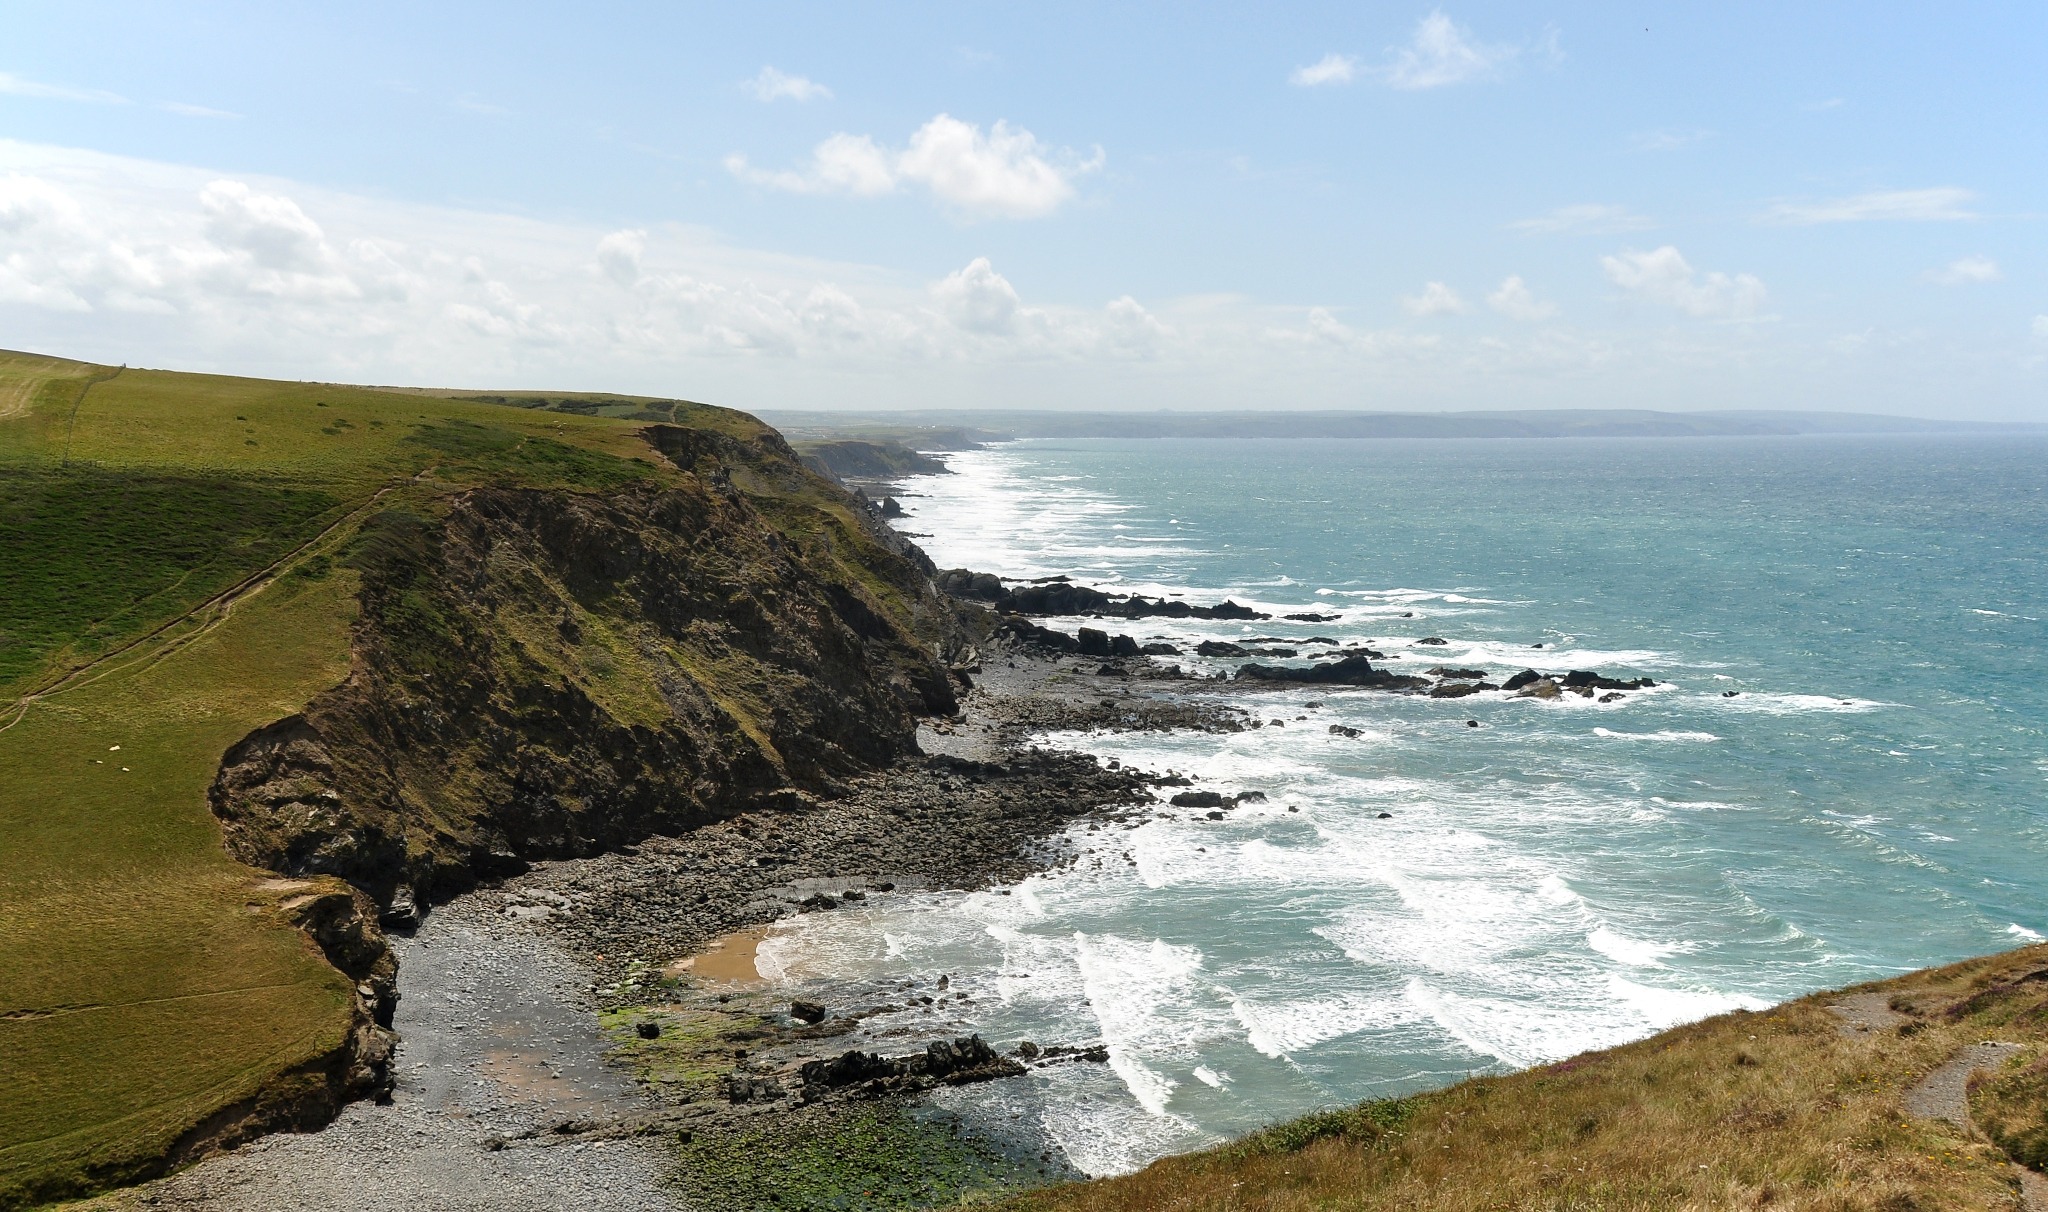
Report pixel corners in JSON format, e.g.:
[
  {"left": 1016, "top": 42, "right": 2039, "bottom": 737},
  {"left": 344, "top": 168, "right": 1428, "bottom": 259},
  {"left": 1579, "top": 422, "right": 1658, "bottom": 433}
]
[{"left": 1016, "top": 947, "right": 2048, "bottom": 1212}]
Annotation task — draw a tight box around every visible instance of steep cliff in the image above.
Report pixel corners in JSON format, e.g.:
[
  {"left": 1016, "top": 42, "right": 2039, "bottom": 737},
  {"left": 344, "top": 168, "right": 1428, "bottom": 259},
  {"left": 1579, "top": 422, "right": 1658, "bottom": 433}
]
[
  {"left": 210, "top": 420, "right": 968, "bottom": 918},
  {"left": 0, "top": 351, "right": 980, "bottom": 1208}
]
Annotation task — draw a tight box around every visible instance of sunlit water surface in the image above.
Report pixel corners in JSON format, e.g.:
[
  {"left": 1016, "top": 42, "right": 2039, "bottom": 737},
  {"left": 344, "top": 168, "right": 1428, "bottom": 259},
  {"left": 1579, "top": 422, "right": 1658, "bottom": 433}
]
[{"left": 755, "top": 436, "right": 2048, "bottom": 1176}]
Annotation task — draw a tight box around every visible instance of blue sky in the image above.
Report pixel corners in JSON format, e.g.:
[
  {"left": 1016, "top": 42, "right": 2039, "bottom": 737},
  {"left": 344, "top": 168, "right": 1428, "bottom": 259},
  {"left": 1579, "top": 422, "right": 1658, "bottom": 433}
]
[{"left": 2, "top": 2, "right": 2044, "bottom": 416}]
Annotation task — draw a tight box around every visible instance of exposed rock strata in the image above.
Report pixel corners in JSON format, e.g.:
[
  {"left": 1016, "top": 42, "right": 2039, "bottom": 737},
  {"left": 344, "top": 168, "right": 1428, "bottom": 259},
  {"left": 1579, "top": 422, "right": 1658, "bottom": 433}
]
[{"left": 213, "top": 433, "right": 965, "bottom": 916}]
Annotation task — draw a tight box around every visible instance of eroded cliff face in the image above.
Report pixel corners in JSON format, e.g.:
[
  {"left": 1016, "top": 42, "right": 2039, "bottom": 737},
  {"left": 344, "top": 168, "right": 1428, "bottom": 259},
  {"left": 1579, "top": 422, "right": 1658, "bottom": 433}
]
[{"left": 211, "top": 421, "right": 967, "bottom": 916}]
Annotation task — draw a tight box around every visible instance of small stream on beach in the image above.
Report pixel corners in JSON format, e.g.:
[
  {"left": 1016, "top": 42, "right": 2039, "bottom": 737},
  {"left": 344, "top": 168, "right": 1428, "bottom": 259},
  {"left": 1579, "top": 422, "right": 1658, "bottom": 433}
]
[{"left": 756, "top": 435, "right": 2048, "bottom": 1177}]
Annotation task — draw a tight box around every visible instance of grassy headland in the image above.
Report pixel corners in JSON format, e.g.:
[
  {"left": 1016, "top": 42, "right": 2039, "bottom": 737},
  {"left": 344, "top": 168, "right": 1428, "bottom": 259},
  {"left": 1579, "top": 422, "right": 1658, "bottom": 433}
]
[{"left": 0, "top": 351, "right": 954, "bottom": 1208}]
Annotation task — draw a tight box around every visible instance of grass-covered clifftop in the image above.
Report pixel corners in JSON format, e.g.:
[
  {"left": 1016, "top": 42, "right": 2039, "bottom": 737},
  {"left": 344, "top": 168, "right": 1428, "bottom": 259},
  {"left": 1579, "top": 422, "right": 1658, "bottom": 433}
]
[
  {"left": 1012, "top": 944, "right": 2048, "bottom": 1211},
  {"left": 0, "top": 351, "right": 962, "bottom": 1208}
]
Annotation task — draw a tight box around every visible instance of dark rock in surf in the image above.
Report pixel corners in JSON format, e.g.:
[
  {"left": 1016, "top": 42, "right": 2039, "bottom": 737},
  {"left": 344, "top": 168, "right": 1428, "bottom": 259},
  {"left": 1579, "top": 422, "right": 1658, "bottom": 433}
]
[
  {"left": 1236, "top": 656, "right": 1427, "bottom": 690},
  {"left": 936, "top": 570, "right": 1271, "bottom": 620},
  {"left": 1562, "top": 670, "right": 1656, "bottom": 691}
]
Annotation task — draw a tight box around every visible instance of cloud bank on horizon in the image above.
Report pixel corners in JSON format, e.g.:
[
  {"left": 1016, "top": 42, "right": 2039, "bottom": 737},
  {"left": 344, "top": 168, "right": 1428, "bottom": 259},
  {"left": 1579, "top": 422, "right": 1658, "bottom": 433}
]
[{"left": 0, "top": 2, "right": 2042, "bottom": 417}]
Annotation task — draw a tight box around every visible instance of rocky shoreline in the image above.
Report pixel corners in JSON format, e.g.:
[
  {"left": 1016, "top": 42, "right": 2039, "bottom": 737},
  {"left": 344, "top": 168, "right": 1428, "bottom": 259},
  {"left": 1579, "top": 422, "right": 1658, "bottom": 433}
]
[
  {"left": 110, "top": 467, "right": 1683, "bottom": 1212},
  {"left": 103, "top": 637, "right": 1244, "bottom": 1211}
]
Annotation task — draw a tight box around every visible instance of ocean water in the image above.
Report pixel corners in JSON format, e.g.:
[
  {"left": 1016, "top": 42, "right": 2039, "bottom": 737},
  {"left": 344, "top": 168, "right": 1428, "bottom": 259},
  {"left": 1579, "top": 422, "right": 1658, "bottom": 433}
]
[{"left": 756, "top": 435, "right": 2048, "bottom": 1176}]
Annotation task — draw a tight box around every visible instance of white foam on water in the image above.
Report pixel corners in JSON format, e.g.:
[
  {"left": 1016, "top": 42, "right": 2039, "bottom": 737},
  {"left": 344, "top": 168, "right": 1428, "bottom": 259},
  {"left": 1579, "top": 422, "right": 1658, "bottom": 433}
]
[
  {"left": 1593, "top": 727, "right": 1720, "bottom": 742},
  {"left": 1228, "top": 990, "right": 1409, "bottom": 1059},
  {"left": 2010, "top": 923, "right": 2045, "bottom": 941},
  {"left": 1031, "top": 1060, "right": 1214, "bottom": 1176},
  {"left": 1587, "top": 926, "right": 1689, "bottom": 967},
  {"left": 1072, "top": 933, "right": 1218, "bottom": 1116},
  {"left": 1606, "top": 975, "right": 1769, "bottom": 1027},
  {"left": 1193, "top": 1066, "right": 1229, "bottom": 1088},
  {"left": 1710, "top": 692, "right": 1893, "bottom": 714},
  {"left": 1109, "top": 1049, "right": 1178, "bottom": 1117},
  {"left": 1402, "top": 978, "right": 1620, "bottom": 1069},
  {"left": 752, "top": 932, "right": 795, "bottom": 983}
]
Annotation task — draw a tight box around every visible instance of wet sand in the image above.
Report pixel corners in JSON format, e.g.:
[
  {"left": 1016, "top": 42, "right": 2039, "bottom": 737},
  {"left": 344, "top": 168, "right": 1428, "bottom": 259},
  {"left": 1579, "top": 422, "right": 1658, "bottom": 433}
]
[{"left": 665, "top": 924, "right": 770, "bottom": 984}]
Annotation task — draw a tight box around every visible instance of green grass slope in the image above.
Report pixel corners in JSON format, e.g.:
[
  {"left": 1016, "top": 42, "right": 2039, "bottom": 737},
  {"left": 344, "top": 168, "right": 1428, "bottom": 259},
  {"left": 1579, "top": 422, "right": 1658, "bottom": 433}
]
[
  {"left": 1014, "top": 944, "right": 2048, "bottom": 1212},
  {"left": 0, "top": 350, "right": 939, "bottom": 1207}
]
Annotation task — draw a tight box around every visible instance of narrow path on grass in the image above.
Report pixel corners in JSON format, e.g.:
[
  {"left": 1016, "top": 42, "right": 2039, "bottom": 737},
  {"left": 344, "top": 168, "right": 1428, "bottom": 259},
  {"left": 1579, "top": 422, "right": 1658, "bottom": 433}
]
[
  {"left": 1826, "top": 998, "right": 2046, "bottom": 1210},
  {"left": 1, "top": 470, "right": 431, "bottom": 734}
]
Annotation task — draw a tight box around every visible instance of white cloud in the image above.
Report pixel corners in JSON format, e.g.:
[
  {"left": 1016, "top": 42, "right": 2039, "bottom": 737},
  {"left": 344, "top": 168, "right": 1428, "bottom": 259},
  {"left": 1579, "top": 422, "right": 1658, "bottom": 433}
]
[
  {"left": 745, "top": 67, "right": 832, "bottom": 103},
  {"left": 933, "top": 257, "right": 1023, "bottom": 334},
  {"left": 1765, "top": 187, "right": 1976, "bottom": 225},
  {"left": 1402, "top": 281, "right": 1468, "bottom": 316},
  {"left": 201, "top": 180, "right": 331, "bottom": 273},
  {"left": 1927, "top": 256, "right": 1999, "bottom": 285},
  {"left": 1379, "top": 11, "right": 1517, "bottom": 90},
  {"left": 454, "top": 94, "right": 511, "bottom": 117},
  {"left": 3, "top": 139, "right": 2033, "bottom": 416},
  {"left": 1487, "top": 275, "right": 1556, "bottom": 321},
  {"left": 1601, "top": 246, "right": 1766, "bottom": 320},
  {"left": 1510, "top": 203, "right": 1652, "bottom": 236},
  {"left": 159, "top": 101, "right": 241, "bottom": 120},
  {"left": 726, "top": 133, "right": 896, "bottom": 197},
  {"left": 0, "top": 71, "right": 126, "bottom": 105},
  {"left": 596, "top": 228, "right": 645, "bottom": 286},
  {"left": 2033, "top": 316, "right": 2048, "bottom": 341},
  {"left": 1099, "top": 295, "right": 1173, "bottom": 355},
  {"left": 1290, "top": 54, "right": 1358, "bottom": 87},
  {"left": 727, "top": 114, "right": 1099, "bottom": 220}
]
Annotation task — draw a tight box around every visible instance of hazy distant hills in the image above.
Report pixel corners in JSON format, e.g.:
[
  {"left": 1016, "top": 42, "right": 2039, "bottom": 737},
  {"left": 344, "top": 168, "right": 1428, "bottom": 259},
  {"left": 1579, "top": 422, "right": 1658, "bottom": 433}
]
[{"left": 758, "top": 407, "right": 2044, "bottom": 443}]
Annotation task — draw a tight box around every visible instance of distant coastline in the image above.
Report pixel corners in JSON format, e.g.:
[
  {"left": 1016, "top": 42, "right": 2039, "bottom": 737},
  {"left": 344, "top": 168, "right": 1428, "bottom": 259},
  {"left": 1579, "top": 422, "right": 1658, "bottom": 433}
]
[{"left": 760, "top": 406, "right": 2046, "bottom": 444}]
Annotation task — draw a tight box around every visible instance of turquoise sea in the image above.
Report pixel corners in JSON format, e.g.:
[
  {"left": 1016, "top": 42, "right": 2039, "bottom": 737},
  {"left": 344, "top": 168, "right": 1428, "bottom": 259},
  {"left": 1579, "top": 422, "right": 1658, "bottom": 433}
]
[{"left": 761, "top": 435, "right": 2048, "bottom": 1176}]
